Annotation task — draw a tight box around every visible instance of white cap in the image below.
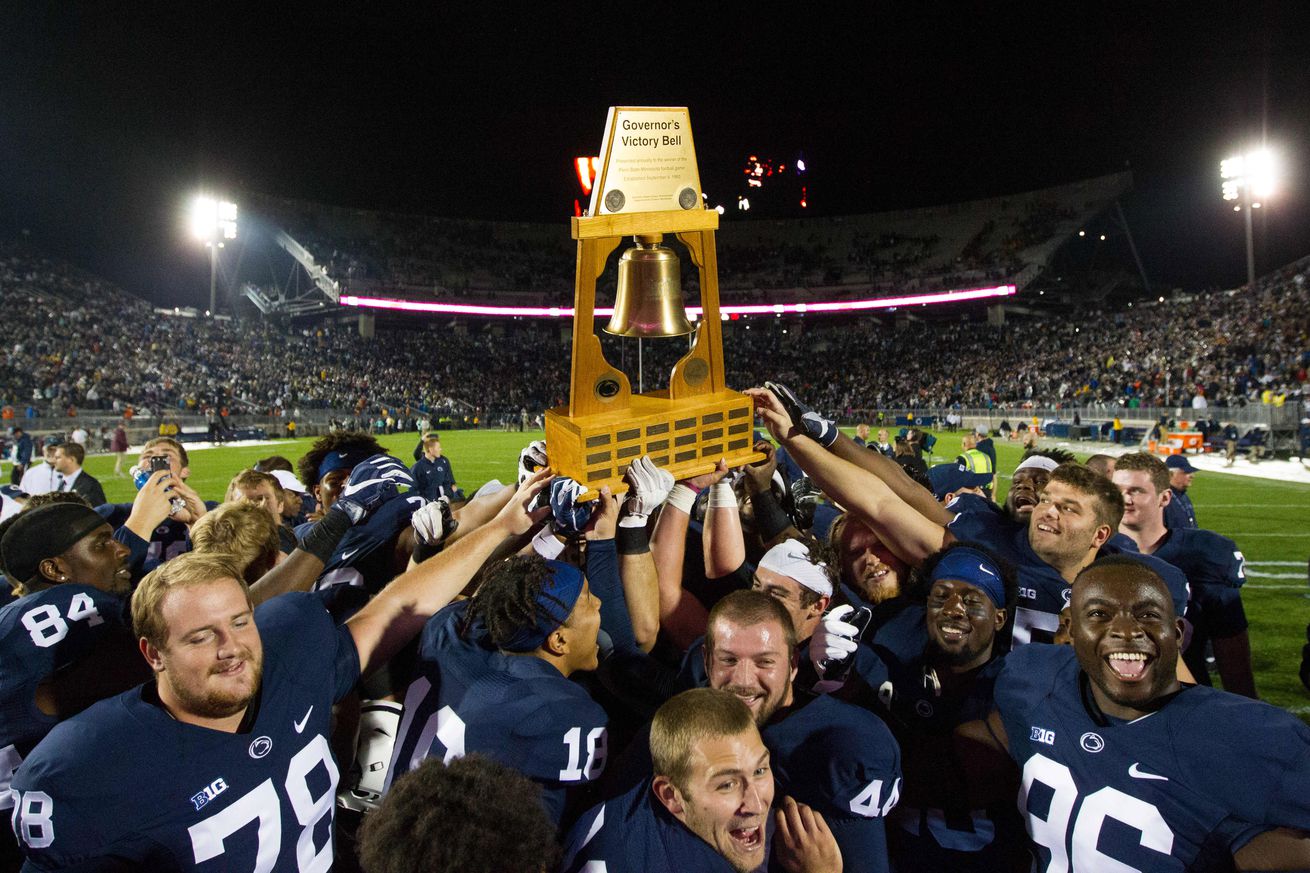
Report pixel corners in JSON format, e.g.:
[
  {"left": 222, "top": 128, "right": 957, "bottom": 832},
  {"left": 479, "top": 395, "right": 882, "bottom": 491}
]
[{"left": 270, "top": 469, "right": 308, "bottom": 494}]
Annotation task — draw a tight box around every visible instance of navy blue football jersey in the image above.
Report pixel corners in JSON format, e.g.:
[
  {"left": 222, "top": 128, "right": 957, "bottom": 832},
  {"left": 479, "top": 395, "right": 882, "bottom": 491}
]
[
  {"left": 388, "top": 601, "right": 608, "bottom": 826},
  {"left": 1150, "top": 528, "right": 1249, "bottom": 683},
  {"left": 995, "top": 644, "right": 1310, "bottom": 872},
  {"left": 384, "top": 599, "right": 492, "bottom": 791},
  {"left": 311, "top": 493, "right": 424, "bottom": 619},
  {"left": 561, "top": 777, "right": 741, "bottom": 873},
  {"left": 871, "top": 642, "right": 1030, "bottom": 873},
  {"left": 949, "top": 514, "right": 1188, "bottom": 649},
  {"left": 1151, "top": 528, "right": 1244, "bottom": 592},
  {"left": 97, "top": 502, "right": 219, "bottom": 578},
  {"left": 439, "top": 651, "right": 609, "bottom": 825},
  {"left": 0, "top": 586, "right": 130, "bottom": 813},
  {"left": 943, "top": 492, "right": 1006, "bottom": 518},
  {"left": 763, "top": 693, "right": 901, "bottom": 872},
  {"left": 11, "top": 593, "right": 361, "bottom": 872}
]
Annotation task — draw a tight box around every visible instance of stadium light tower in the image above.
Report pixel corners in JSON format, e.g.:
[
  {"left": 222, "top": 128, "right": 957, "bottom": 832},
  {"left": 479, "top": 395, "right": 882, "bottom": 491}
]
[
  {"left": 190, "top": 195, "right": 238, "bottom": 315},
  {"left": 1220, "top": 148, "right": 1277, "bottom": 288}
]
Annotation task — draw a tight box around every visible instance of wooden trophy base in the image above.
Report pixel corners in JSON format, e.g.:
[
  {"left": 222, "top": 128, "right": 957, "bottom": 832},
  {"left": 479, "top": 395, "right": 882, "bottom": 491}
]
[{"left": 546, "top": 389, "right": 764, "bottom": 500}]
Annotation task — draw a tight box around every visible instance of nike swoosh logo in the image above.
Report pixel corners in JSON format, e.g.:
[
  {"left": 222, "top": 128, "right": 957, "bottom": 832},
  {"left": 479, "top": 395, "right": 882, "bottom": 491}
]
[
  {"left": 978, "top": 564, "right": 998, "bottom": 576},
  {"left": 341, "top": 548, "right": 359, "bottom": 562},
  {"left": 294, "top": 706, "right": 314, "bottom": 734},
  {"left": 1128, "top": 762, "right": 1168, "bottom": 781}
]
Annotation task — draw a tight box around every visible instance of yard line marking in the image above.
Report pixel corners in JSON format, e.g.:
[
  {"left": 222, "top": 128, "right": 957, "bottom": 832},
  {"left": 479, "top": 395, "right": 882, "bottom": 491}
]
[
  {"left": 1226, "top": 526, "right": 1310, "bottom": 534},
  {"left": 1245, "top": 561, "right": 1306, "bottom": 567},
  {"left": 1202, "top": 503, "right": 1310, "bottom": 508},
  {"left": 1242, "top": 584, "right": 1309, "bottom": 590},
  {"left": 1245, "top": 571, "right": 1305, "bottom": 580}
]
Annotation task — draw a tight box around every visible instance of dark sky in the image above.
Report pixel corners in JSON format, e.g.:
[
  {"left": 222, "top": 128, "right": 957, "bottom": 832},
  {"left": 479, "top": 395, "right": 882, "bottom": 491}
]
[{"left": 2, "top": 2, "right": 1308, "bottom": 308}]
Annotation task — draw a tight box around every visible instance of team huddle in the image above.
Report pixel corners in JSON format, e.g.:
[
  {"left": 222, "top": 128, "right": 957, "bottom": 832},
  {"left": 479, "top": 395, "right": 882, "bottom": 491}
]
[{"left": 0, "top": 383, "right": 1307, "bottom": 872}]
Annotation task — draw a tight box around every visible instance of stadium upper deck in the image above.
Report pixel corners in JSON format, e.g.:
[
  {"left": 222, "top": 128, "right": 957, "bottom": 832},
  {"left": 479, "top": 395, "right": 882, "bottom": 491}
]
[{"left": 244, "top": 172, "right": 1131, "bottom": 307}]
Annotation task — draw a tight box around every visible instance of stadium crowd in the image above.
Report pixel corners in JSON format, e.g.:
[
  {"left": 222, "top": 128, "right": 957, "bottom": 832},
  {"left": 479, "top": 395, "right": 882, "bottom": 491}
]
[
  {"left": 1, "top": 241, "right": 1307, "bottom": 428},
  {"left": 1, "top": 372, "right": 1308, "bottom": 872}
]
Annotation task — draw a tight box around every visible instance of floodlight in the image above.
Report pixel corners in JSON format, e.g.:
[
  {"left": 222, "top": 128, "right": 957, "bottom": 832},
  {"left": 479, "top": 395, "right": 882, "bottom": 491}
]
[
  {"left": 190, "top": 195, "right": 238, "bottom": 242},
  {"left": 1218, "top": 147, "right": 1280, "bottom": 287}
]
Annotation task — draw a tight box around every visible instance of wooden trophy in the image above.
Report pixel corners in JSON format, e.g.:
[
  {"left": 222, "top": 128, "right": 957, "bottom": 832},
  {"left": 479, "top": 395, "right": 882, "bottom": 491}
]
[{"left": 545, "top": 107, "right": 765, "bottom": 499}]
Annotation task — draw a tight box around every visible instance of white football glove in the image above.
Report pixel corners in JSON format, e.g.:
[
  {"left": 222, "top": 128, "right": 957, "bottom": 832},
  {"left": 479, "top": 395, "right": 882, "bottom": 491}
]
[
  {"left": 810, "top": 604, "right": 861, "bottom": 671},
  {"left": 621, "top": 455, "right": 675, "bottom": 527},
  {"left": 411, "top": 496, "right": 457, "bottom": 546},
  {"left": 518, "top": 440, "right": 549, "bottom": 486}
]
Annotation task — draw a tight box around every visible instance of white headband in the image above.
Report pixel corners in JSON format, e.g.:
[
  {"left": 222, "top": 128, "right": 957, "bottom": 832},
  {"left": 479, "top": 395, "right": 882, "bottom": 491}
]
[
  {"left": 758, "top": 538, "right": 833, "bottom": 597},
  {"left": 1014, "top": 456, "right": 1060, "bottom": 474}
]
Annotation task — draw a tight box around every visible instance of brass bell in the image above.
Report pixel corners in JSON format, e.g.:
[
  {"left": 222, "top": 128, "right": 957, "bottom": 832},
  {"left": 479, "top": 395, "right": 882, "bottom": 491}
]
[{"left": 605, "top": 234, "right": 693, "bottom": 337}]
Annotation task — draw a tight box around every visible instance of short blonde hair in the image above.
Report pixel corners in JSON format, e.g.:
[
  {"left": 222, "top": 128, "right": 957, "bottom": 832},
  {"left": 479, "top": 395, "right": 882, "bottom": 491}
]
[
  {"left": 225, "top": 469, "right": 283, "bottom": 503},
  {"left": 132, "top": 552, "right": 249, "bottom": 650},
  {"left": 190, "top": 502, "right": 281, "bottom": 582},
  {"left": 650, "top": 689, "right": 755, "bottom": 794}
]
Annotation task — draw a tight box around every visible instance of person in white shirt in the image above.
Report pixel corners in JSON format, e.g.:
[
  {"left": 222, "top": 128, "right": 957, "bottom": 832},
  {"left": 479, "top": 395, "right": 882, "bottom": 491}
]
[{"left": 18, "top": 443, "right": 62, "bottom": 496}]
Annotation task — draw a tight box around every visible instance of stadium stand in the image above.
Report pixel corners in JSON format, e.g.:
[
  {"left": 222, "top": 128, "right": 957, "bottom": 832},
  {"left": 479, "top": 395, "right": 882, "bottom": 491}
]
[
  {"left": 244, "top": 172, "right": 1130, "bottom": 307},
  {"left": 0, "top": 238, "right": 1306, "bottom": 428}
]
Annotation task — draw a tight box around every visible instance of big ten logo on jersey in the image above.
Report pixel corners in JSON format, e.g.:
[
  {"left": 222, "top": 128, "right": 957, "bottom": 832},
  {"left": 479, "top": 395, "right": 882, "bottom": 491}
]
[
  {"left": 14, "top": 736, "right": 340, "bottom": 870},
  {"left": 1030, "top": 726, "right": 1056, "bottom": 746},
  {"left": 191, "top": 778, "right": 228, "bottom": 811},
  {"left": 1018, "top": 587, "right": 1037, "bottom": 601},
  {"left": 1021, "top": 753, "right": 1175, "bottom": 871}
]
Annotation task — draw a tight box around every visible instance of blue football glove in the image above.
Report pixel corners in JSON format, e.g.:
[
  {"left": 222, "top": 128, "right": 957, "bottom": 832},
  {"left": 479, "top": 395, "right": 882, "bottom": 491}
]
[
  {"left": 336, "top": 454, "right": 412, "bottom": 524},
  {"left": 548, "top": 476, "right": 595, "bottom": 536},
  {"left": 765, "top": 380, "right": 839, "bottom": 448}
]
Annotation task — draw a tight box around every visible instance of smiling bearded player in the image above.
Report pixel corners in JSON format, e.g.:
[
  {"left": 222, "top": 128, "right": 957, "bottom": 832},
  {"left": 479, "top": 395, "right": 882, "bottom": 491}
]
[{"left": 957, "top": 556, "right": 1310, "bottom": 872}]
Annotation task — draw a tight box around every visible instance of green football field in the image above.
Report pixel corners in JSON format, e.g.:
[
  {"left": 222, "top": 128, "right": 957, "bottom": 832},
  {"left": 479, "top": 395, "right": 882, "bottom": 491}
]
[{"left": 77, "top": 428, "right": 1310, "bottom": 722}]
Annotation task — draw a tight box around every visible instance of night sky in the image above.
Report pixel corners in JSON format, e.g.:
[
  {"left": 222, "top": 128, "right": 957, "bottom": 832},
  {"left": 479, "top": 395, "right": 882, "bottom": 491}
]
[{"left": 2, "top": 2, "right": 1307, "bottom": 309}]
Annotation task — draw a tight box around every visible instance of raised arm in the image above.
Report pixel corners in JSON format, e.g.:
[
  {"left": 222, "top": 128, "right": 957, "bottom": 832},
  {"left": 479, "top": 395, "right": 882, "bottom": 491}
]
[
  {"left": 829, "top": 432, "right": 954, "bottom": 526},
  {"left": 703, "top": 476, "right": 746, "bottom": 580},
  {"left": 346, "top": 468, "right": 552, "bottom": 677},
  {"left": 747, "top": 388, "right": 952, "bottom": 567},
  {"left": 650, "top": 467, "right": 725, "bottom": 652},
  {"left": 614, "top": 457, "right": 673, "bottom": 652}
]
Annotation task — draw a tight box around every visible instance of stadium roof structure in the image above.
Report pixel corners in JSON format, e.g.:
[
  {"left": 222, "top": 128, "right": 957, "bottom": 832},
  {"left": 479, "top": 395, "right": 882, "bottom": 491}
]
[{"left": 238, "top": 171, "right": 1132, "bottom": 320}]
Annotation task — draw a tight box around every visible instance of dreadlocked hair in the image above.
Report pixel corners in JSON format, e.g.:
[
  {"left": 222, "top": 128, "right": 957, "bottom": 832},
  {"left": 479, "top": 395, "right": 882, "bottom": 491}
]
[{"left": 467, "top": 555, "right": 574, "bottom": 650}]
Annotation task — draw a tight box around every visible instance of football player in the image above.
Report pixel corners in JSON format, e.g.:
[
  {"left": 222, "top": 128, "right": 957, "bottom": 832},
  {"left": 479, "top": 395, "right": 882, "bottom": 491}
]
[
  {"left": 1112, "top": 452, "right": 1255, "bottom": 697},
  {"left": 95, "top": 437, "right": 215, "bottom": 575},
  {"left": 0, "top": 503, "right": 144, "bottom": 867},
  {"left": 813, "top": 543, "right": 1031, "bottom": 872},
  {"left": 703, "top": 590, "right": 901, "bottom": 869},
  {"left": 747, "top": 385, "right": 1188, "bottom": 651},
  {"left": 959, "top": 557, "right": 1310, "bottom": 871},
  {"left": 563, "top": 688, "right": 840, "bottom": 873},
  {"left": 11, "top": 467, "right": 552, "bottom": 871},
  {"left": 387, "top": 487, "right": 638, "bottom": 827}
]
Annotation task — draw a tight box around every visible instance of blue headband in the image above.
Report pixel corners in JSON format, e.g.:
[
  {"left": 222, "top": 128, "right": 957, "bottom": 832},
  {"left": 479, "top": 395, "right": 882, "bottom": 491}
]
[
  {"left": 317, "top": 449, "right": 373, "bottom": 482},
  {"left": 498, "top": 559, "right": 587, "bottom": 653},
  {"left": 931, "top": 547, "right": 1006, "bottom": 608}
]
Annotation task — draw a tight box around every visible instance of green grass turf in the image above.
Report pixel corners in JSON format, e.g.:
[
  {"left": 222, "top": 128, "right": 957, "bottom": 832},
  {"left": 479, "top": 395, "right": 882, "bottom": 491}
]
[{"left": 78, "top": 428, "right": 1310, "bottom": 721}]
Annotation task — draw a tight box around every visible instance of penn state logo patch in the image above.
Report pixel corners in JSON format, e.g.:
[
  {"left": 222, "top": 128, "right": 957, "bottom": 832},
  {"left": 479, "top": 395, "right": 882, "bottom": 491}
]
[
  {"left": 1079, "top": 732, "right": 1105, "bottom": 753},
  {"left": 248, "top": 736, "right": 273, "bottom": 759}
]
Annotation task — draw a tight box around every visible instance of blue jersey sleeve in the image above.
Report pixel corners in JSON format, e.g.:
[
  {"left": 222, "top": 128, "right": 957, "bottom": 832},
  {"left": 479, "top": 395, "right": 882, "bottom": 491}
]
[
  {"left": 255, "top": 592, "right": 360, "bottom": 702},
  {"left": 584, "top": 538, "right": 638, "bottom": 656}
]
